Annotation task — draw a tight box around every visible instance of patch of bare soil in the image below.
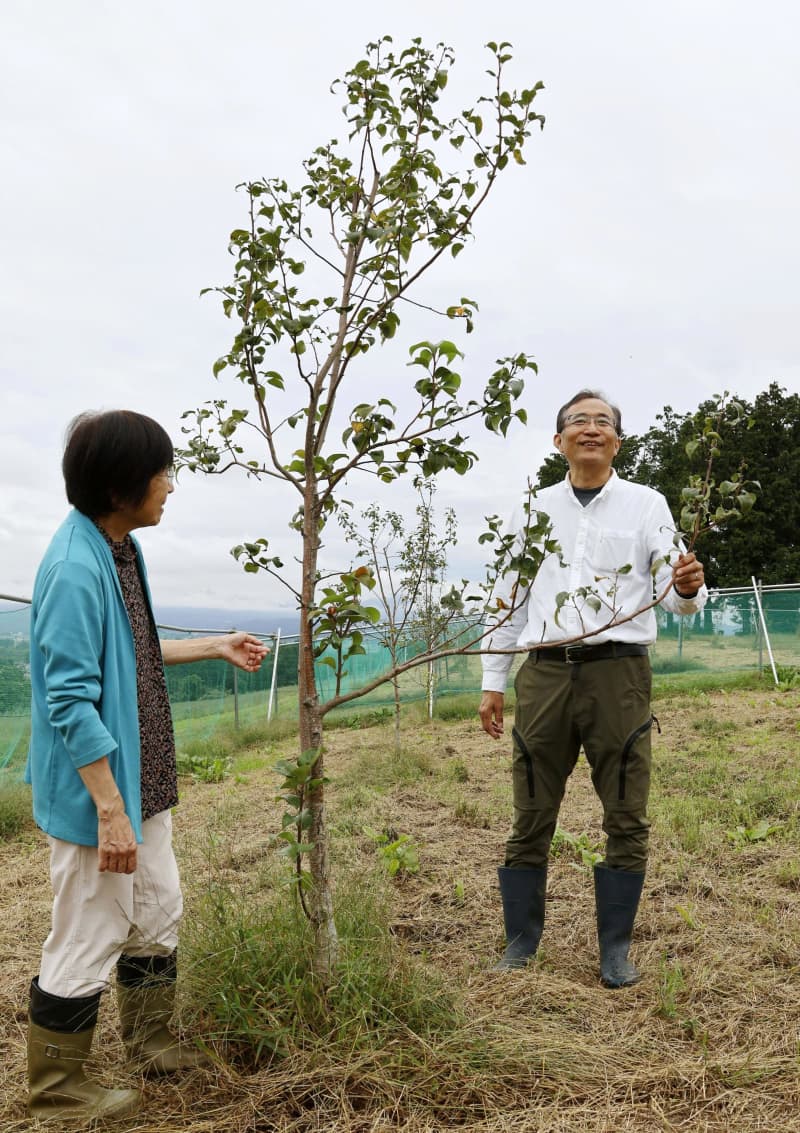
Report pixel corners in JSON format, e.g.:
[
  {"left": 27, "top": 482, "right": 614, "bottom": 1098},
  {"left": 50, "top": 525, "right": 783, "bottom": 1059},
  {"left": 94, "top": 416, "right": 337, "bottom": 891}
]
[{"left": 2, "top": 684, "right": 799, "bottom": 1131}]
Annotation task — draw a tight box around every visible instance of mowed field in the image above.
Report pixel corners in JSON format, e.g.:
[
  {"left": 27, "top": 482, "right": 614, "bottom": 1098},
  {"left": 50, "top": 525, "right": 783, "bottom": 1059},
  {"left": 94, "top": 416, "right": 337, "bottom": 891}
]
[{"left": 1, "top": 675, "right": 799, "bottom": 1132}]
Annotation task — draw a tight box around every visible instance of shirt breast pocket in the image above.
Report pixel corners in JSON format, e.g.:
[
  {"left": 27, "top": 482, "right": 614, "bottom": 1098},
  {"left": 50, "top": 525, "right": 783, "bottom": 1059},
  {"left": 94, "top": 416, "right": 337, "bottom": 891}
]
[{"left": 594, "top": 529, "right": 638, "bottom": 575}]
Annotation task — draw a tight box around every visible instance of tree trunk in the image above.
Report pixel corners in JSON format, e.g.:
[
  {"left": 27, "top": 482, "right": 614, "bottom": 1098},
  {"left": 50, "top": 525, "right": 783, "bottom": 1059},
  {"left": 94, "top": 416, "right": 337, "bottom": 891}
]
[
  {"left": 392, "top": 674, "right": 401, "bottom": 755},
  {"left": 299, "top": 491, "right": 338, "bottom": 984}
]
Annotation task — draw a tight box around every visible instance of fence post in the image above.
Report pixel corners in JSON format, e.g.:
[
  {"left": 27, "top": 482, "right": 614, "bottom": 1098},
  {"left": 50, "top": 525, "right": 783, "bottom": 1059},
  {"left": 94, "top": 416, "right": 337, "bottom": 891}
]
[
  {"left": 751, "top": 577, "right": 778, "bottom": 686},
  {"left": 229, "top": 627, "right": 240, "bottom": 729},
  {"left": 755, "top": 596, "right": 763, "bottom": 675},
  {"left": 268, "top": 628, "right": 281, "bottom": 722}
]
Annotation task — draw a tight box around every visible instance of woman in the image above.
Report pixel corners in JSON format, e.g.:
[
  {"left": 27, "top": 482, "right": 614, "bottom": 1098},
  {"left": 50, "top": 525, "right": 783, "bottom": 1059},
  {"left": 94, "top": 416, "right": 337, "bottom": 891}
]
[{"left": 25, "top": 410, "right": 268, "bottom": 1122}]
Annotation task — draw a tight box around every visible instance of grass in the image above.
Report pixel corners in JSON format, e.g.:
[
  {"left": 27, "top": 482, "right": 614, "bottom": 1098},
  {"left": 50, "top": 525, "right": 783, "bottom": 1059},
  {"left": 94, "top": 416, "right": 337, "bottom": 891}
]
[
  {"left": 0, "top": 778, "right": 32, "bottom": 838},
  {"left": 651, "top": 668, "right": 766, "bottom": 698}
]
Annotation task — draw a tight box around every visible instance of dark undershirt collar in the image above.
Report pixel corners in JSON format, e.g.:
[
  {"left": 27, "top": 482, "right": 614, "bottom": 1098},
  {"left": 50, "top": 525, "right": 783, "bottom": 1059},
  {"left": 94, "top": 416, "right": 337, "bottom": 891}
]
[{"left": 571, "top": 484, "right": 603, "bottom": 507}]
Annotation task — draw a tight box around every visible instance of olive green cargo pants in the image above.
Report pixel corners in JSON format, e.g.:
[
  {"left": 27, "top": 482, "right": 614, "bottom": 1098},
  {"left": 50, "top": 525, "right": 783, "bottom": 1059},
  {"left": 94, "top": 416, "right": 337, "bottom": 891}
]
[{"left": 506, "top": 651, "right": 654, "bottom": 872}]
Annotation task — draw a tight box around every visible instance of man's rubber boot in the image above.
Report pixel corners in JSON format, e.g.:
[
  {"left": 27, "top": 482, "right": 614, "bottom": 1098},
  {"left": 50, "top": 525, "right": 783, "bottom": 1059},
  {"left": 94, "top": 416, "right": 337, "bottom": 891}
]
[
  {"left": 494, "top": 865, "right": 547, "bottom": 970},
  {"left": 594, "top": 863, "right": 645, "bottom": 988},
  {"left": 117, "top": 952, "right": 207, "bottom": 1076},
  {"left": 27, "top": 976, "right": 140, "bottom": 1122}
]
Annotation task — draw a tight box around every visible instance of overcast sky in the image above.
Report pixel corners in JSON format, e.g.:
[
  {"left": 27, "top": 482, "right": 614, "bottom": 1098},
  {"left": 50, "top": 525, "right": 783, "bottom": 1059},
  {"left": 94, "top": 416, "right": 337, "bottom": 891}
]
[{"left": 2, "top": 0, "right": 799, "bottom": 621}]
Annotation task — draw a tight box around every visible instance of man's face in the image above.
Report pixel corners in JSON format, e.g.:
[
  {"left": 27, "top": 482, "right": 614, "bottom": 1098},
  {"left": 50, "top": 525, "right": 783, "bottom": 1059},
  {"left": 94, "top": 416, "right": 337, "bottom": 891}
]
[{"left": 554, "top": 397, "right": 621, "bottom": 475}]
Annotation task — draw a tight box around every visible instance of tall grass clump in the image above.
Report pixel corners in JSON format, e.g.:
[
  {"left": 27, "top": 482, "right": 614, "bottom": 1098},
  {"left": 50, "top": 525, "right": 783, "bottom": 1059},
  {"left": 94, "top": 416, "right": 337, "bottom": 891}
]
[
  {"left": 180, "top": 858, "right": 462, "bottom": 1070},
  {"left": 338, "top": 743, "right": 435, "bottom": 790}
]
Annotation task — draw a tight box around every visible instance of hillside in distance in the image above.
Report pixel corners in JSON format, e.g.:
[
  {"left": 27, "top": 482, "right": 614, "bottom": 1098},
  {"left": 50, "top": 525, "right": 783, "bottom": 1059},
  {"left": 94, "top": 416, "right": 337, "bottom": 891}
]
[
  {"left": 0, "top": 600, "right": 300, "bottom": 639},
  {"left": 154, "top": 606, "right": 300, "bottom": 637}
]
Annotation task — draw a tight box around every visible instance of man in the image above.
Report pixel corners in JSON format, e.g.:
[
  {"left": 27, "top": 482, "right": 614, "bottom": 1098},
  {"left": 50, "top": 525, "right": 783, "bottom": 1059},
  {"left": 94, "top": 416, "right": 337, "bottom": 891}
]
[
  {"left": 25, "top": 410, "right": 269, "bottom": 1122},
  {"left": 479, "top": 390, "right": 707, "bottom": 987}
]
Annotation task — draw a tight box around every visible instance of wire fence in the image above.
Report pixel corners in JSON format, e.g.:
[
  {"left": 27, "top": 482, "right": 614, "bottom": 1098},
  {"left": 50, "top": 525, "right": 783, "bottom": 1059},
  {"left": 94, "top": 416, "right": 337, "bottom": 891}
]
[{"left": 2, "top": 584, "right": 799, "bottom": 784}]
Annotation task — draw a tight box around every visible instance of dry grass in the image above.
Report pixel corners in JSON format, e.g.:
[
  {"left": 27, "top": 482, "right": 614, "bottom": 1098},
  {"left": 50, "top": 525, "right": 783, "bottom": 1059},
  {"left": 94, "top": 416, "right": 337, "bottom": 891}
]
[{"left": 2, "top": 682, "right": 800, "bottom": 1131}]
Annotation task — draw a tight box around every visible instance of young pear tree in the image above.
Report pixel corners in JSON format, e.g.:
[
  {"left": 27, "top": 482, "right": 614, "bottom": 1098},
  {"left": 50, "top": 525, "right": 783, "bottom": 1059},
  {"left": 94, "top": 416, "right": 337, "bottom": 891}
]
[
  {"left": 337, "top": 478, "right": 461, "bottom": 748},
  {"left": 178, "top": 38, "right": 546, "bottom": 982},
  {"left": 399, "top": 481, "right": 462, "bottom": 719}
]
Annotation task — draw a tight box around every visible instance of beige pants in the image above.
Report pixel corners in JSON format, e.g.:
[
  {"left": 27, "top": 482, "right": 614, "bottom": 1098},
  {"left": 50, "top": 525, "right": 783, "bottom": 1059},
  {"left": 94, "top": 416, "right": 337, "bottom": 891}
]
[{"left": 38, "top": 810, "right": 183, "bottom": 998}]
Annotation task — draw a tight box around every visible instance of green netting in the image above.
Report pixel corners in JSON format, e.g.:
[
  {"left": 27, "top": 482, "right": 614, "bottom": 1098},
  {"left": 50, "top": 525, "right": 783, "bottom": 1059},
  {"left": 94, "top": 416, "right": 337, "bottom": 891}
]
[
  {"left": 2, "top": 588, "right": 799, "bottom": 786},
  {"left": 0, "top": 604, "right": 32, "bottom": 782},
  {"left": 652, "top": 588, "right": 800, "bottom": 676}
]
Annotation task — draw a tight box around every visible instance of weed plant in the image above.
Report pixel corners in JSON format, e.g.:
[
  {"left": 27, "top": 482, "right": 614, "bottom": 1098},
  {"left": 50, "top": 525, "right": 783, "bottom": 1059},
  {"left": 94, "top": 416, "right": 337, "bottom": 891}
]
[
  {"left": 453, "top": 797, "right": 489, "bottom": 829},
  {"left": 550, "top": 826, "right": 603, "bottom": 869},
  {"left": 448, "top": 759, "right": 470, "bottom": 783},
  {"left": 327, "top": 705, "right": 395, "bottom": 730},
  {"left": 364, "top": 827, "right": 421, "bottom": 876},
  {"left": 177, "top": 739, "right": 232, "bottom": 783}
]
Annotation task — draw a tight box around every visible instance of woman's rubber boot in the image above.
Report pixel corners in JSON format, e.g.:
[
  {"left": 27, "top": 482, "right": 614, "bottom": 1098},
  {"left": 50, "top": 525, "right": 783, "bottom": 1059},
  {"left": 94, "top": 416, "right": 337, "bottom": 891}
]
[
  {"left": 117, "top": 952, "right": 207, "bottom": 1076},
  {"left": 594, "top": 864, "right": 645, "bottom": 988},
  {"left": 493, "top": 865, "right": 547, "bottom": 970},
  {"left": 27, "top": 976, "right": 140, "bottom": 1122}
]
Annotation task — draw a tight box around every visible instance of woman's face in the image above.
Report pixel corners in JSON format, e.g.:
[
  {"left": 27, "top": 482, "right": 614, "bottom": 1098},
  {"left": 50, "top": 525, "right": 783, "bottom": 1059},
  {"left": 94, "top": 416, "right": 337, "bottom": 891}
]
[{"left": 117, "top": 468, "right": 175, "bottom": 531}]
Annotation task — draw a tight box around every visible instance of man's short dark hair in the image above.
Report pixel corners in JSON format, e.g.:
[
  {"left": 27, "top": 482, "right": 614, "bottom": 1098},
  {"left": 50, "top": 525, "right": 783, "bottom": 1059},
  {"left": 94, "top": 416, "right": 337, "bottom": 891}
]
[
  {"left": 556, "top": 389, "right": 622, "bottom": 435},
  {"left": 62, "top": 410, "right": 174, "bottom": 518}
]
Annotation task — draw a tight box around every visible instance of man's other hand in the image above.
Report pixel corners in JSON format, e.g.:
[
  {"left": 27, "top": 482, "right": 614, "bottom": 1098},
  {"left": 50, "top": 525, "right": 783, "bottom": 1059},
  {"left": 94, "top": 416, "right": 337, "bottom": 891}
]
[{"left": 479, "top": 691, "right": 505, "bottom": 739}]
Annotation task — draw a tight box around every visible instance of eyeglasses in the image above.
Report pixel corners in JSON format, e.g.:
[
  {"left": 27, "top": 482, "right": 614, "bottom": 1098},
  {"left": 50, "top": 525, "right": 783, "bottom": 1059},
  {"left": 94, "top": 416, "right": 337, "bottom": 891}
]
[
  {"left": 562, "top": 413, "right": 617, "bottom": 431},
  {"left": 160, "top": 467, "right": 176, "bottom": 485}
]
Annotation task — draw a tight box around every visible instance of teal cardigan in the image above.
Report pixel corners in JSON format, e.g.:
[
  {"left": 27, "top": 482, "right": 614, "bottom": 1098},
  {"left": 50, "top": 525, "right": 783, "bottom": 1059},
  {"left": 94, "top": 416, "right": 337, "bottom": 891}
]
[{"left": 26, "top": 510, "right": 151, "bottom": 846}]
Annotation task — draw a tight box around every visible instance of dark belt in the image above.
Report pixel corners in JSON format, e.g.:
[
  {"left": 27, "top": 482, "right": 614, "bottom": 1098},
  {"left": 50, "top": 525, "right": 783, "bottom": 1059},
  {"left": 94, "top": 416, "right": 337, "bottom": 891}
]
[{"left": 529, "top": 642, "right": 649, "bottom": 664}]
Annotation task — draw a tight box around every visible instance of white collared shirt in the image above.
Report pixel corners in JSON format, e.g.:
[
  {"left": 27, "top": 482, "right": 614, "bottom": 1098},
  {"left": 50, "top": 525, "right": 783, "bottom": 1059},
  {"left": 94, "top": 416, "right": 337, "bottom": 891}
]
[{"left": 481, "top": 471, "right": 708, "bottom": 692}]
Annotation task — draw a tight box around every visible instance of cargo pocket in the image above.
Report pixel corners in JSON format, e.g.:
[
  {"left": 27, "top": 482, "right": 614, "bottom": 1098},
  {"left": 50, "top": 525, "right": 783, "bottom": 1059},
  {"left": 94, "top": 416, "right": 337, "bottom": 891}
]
[
  {"left": 512, "top": 726, "right": 535, "bottom": 800},
  {"left": 618, "top": 714, "right": 660, "bottom": 801}
]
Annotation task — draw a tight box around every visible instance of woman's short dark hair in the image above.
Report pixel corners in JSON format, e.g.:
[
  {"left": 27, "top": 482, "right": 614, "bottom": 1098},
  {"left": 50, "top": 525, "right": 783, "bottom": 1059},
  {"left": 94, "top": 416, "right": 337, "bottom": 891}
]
[
  {"left": 556, "top": 389, "right": 622, "bottom": 435},
  {"left": 62, "top": 410, "right": 174, "bottom": 518}
]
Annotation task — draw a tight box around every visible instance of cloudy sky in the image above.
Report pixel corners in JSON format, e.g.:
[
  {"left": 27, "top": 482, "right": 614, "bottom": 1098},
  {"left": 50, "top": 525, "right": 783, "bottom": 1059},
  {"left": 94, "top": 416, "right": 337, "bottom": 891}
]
[{"left": 2, "top": 0, "right": 798, "bottom": 621}]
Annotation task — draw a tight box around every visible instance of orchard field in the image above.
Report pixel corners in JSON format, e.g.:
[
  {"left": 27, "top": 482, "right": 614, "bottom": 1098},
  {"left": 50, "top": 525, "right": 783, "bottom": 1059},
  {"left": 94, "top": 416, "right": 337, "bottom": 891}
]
[{"left": 1, "top": 673, "right": 799, "bottom": 1132}]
